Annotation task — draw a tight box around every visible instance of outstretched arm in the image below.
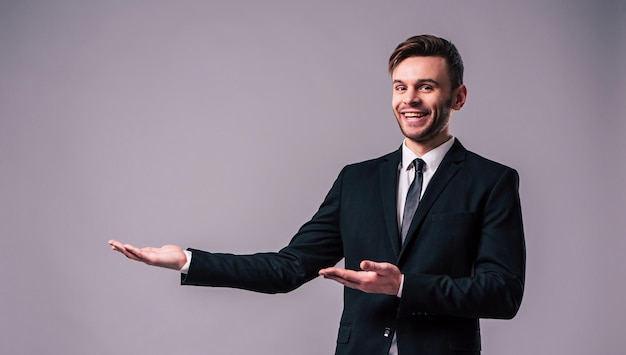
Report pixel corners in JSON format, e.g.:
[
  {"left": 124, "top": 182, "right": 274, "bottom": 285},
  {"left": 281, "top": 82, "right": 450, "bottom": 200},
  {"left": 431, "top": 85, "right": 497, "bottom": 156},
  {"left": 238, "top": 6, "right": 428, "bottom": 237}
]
[{"left": 108, "top": 240, "right": 187, "bottom": 271}]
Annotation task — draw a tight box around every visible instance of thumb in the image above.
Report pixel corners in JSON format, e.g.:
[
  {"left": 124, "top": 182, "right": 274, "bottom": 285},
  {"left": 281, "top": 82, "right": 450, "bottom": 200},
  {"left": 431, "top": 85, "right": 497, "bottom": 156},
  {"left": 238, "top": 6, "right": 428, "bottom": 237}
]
[{"left": 360, "top": 260, "right": 389, "bottom": 274}]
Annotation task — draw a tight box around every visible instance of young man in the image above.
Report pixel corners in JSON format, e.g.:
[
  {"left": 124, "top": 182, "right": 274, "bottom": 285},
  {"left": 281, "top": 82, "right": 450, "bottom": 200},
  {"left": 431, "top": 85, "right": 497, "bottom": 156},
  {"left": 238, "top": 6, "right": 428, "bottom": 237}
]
[{"left": 109, "top": 34, "right": 526, "bottom": 355}]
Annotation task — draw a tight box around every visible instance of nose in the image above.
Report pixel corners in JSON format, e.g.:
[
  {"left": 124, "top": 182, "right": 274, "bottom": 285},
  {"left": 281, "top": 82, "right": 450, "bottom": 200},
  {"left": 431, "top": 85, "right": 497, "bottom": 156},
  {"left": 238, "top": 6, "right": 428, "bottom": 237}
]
[{"left": 402, "top": 88, "right": 420, "bottom": 105}]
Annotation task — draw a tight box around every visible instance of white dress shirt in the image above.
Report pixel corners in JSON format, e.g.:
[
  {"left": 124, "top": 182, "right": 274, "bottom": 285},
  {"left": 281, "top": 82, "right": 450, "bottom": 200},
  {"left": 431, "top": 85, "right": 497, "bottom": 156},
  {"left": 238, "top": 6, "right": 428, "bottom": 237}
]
[{"left": 397, "top": 137, "right": 455, "bottom": 229}]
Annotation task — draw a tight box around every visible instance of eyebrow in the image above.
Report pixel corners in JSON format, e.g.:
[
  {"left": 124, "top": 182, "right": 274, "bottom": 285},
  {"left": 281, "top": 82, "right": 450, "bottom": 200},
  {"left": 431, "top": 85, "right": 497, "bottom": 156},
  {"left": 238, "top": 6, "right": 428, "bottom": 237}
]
[{"left": 393, "top": 78, "right": 440, "bottom": 86}]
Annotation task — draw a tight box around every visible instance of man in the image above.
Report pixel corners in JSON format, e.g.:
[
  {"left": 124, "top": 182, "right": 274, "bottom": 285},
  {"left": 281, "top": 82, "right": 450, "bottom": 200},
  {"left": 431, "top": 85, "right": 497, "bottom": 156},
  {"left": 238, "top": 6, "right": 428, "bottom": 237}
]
[{"left": 109, "top": 34, "right": 525, "bottom": 355}]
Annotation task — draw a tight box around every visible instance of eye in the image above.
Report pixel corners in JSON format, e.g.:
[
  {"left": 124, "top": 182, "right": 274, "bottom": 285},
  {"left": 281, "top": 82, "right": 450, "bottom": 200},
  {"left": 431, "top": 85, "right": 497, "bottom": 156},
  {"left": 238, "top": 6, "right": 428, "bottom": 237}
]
[
  {"left": 394, "top": 85, "right": 407, "bottom": 92},
  {"left": 419, "top": 84, "right": 434, "bottom": 91}
]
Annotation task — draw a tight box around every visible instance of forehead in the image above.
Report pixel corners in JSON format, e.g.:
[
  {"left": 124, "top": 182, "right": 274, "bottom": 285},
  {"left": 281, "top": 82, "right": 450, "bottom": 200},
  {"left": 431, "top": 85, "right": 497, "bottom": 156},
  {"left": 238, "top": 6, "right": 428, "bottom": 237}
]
[{"left": 392, "top": 56, "right": 450, "bottom": 83}]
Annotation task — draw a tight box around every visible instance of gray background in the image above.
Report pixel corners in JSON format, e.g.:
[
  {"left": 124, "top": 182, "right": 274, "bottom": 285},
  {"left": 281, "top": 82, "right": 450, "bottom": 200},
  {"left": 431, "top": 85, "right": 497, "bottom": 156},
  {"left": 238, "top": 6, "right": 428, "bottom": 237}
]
[{"left": 1, "top": 0, "right": 624, "bottom": 354}]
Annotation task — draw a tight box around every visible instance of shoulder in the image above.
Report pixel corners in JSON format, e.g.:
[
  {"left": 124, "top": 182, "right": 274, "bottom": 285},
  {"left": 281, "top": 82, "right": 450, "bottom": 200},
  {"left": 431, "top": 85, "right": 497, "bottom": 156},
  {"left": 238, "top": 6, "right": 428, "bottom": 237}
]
[
  {"left": 465, "top": 150, "right": 514, "bottom": 171},
  {"left": 461, "top": 149, "right": 520, "bottom": 188},
  {"left": 449, "top": 140, "right": 519, "bottom": 187},
  {"left": 342, "top": 150, "right": 399, "bottom": 173},
  {"left": 454, "top": 140, "right": 516, "bottom": 171}
]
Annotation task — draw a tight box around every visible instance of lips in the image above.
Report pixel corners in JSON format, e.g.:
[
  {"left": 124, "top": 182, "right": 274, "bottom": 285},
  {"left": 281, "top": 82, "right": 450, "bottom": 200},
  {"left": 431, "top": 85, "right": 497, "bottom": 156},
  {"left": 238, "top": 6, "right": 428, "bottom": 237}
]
[{"left": 402, "top": 111, "right": 429, "bottom": 120}]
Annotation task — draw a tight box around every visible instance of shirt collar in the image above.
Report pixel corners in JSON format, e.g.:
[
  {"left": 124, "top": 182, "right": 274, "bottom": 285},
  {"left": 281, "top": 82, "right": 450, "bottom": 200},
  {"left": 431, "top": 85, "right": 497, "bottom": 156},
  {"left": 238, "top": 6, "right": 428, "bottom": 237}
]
[{"left": 401, "top": 136, "right": 455, "bottom": 172}]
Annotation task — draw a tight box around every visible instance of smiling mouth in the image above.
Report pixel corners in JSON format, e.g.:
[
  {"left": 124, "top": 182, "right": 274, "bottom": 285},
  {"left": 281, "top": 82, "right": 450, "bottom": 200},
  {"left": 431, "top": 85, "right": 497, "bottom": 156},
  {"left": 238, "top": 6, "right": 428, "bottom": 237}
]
[{"left": 403, "top": 112, "right": 428, "bottom": 119}]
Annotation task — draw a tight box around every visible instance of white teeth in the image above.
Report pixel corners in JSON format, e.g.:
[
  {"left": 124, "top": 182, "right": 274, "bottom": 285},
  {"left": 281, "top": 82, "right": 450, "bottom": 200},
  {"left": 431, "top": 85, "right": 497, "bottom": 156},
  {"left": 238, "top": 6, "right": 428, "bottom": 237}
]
[{"left": 404, "top": 112, "right": 426, "bottom": 118}]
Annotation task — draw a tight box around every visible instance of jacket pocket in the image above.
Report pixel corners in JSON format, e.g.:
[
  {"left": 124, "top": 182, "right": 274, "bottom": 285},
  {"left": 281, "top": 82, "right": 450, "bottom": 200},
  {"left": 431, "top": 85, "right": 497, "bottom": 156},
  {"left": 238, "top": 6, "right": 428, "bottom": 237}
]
[
  {"left": 337, "top": 325, "right": 352, "bottom": 344},
  {"left": 449, "top": 330, "right": 481, "bottom": 351},
  {"left": 431, "top": 211, "right": 475, "bottom": 223}
]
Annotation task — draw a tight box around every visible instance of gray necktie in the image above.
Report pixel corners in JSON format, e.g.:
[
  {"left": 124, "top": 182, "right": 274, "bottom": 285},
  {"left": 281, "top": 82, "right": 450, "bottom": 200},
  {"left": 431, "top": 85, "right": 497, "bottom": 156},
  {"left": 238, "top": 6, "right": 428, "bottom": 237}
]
[{"left": 401, "top": 158, "right": 425, "bottom": 242}]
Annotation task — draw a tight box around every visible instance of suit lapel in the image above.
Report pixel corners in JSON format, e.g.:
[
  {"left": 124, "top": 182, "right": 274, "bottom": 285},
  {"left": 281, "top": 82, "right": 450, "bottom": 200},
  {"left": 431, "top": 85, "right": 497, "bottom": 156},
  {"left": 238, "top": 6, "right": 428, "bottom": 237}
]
[
  {"left": 399, "top": 140, "right": 467, "bottom": 260},
  {"left": 379, "top": 149, "right": 402, "bottom": 256}
]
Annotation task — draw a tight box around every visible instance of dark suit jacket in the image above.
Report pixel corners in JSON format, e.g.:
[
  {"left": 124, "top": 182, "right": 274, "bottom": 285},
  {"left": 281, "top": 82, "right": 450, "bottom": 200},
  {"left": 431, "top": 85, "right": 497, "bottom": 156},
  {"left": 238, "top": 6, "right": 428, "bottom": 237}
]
[{"left": 182, "top": 139, "right": 526, "bottom": 355}]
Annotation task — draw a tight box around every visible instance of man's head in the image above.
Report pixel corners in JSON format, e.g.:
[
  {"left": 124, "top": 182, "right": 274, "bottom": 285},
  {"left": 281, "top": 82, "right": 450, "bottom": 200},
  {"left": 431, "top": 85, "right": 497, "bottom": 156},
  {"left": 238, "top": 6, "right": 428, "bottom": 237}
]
[
  {"left": 388, "top": 34, "right": 464, "bottom": 89},
  {"left": 389, "top": 35, "right": 467, "bottom": 155}
]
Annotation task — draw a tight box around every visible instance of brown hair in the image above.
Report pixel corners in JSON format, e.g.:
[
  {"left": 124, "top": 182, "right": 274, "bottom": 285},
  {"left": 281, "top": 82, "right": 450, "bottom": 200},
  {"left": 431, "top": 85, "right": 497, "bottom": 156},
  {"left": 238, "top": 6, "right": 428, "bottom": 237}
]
[{"left": 388, "top": 35, "right": 464, "bottom": 88}]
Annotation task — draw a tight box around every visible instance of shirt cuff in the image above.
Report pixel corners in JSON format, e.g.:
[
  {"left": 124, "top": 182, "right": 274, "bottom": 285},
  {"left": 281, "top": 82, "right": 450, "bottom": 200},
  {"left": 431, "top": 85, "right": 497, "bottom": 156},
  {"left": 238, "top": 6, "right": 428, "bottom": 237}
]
[
  {"left": 397, "top": 274, "right": 405, "bottom": 298},
  {"left": 180, "top": 250, "right": 192, "bottom": 274}
]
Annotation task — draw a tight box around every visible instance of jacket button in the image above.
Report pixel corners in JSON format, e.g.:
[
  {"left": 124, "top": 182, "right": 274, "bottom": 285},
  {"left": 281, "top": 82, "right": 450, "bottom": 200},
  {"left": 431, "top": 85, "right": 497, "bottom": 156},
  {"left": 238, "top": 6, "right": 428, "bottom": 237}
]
[{"left": 383, "top": 328, "right": 391, "bottom": 338}]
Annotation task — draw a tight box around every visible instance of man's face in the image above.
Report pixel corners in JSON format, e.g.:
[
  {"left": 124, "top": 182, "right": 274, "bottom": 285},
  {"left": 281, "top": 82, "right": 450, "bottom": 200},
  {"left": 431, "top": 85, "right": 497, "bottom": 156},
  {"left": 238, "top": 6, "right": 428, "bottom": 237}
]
[{"left": 391, "top": 56, "right": 466, "bottom": 154}]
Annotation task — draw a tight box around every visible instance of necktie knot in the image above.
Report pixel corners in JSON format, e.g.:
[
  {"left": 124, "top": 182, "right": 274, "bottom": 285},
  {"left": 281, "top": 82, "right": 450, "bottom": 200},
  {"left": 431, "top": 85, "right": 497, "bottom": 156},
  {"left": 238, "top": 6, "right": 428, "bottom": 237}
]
[{"left": 412, "top": 158, "right": 425, "bottom": 174}]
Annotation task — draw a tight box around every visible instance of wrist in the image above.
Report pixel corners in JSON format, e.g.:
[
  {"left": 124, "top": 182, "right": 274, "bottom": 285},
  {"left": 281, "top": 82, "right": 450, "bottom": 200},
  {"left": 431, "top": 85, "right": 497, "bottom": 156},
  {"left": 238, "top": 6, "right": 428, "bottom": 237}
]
[
  {"left": 179, "top": 250, "right": 192, "bottom": 273},
  {"left": 396, "top": 274, "right": 405, "bottom": 298}
]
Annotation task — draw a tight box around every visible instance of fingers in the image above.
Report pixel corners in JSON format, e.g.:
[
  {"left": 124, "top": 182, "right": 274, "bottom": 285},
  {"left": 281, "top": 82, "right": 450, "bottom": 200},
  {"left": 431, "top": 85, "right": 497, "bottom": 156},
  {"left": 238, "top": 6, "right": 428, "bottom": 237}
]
[
  {"left": 123, "top": 244, "right": 145, "bottom": 260},
  {"left": 107, "top": 240, "right": 145, "bottom": 262},
  {"left": 319, "top": 262, "right": 392, "bottom": 279},
  {"left": 360, "top": 260, "right": 395, "bottom": 274},
  {"left": 319, "top": 268, "right": 362, "bottom": 289},
  {"left": 319, "top": 261, "right": 402, "bottom": 295},
  {"left": 319, "top": 267, "right": 373, "bottom": 287},
  {"left": 319, "top": 267, "right": 354, "bottom": 280},
  {"left": 108, "top": 239, "right": 123, "bottom": 251},
  {"left": 319, "top": 266, "right": 359, "bottom": 279}
]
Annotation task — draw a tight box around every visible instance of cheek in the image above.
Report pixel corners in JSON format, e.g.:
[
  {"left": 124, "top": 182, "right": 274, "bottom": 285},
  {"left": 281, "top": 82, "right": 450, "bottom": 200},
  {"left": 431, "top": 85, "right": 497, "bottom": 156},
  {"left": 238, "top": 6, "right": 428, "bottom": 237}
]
[
  {"left": 391, "top": 97, "right": 400, "bottom": 109},
  {"left": 431, "top": 99, "right": 448, "bottom": 113}
]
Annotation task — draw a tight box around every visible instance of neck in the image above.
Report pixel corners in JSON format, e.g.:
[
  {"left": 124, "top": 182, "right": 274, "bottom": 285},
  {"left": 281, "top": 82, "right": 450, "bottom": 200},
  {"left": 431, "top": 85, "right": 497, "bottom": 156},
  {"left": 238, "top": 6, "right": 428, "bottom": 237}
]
[{"left": 405, "top": 134, "right": 452, "bottom": 157}]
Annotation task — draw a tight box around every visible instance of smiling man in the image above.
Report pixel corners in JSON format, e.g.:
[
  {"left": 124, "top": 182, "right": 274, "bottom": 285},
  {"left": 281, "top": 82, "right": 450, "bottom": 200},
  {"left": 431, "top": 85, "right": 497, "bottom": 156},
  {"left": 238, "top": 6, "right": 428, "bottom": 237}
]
[{"left": 109, "top": 35, "right": 526, "bottom": 355}]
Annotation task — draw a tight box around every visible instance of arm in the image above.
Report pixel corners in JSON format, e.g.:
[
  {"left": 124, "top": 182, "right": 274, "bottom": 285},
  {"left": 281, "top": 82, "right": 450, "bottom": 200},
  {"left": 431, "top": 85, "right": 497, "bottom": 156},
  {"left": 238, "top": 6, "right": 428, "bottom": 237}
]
[
  {"left": 108, "top": 169, "right": 347, "bottom": 294},
  {"left": 181, "top": 170, "right": 346, "bottom": 294}
]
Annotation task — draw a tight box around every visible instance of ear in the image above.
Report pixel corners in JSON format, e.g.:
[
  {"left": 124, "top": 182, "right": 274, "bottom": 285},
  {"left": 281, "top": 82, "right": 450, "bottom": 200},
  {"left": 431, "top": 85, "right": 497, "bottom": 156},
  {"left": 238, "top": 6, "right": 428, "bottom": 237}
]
[{"left": 451, "top": 84, "right": 467, "bottom": 111}]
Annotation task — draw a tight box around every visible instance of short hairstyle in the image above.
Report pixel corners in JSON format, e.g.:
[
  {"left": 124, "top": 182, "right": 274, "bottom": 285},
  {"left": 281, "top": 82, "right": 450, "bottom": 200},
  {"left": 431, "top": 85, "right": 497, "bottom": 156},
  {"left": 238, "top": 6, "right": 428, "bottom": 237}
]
[{"left": 388, "top": 35, "right": 464, "bottom": 89}]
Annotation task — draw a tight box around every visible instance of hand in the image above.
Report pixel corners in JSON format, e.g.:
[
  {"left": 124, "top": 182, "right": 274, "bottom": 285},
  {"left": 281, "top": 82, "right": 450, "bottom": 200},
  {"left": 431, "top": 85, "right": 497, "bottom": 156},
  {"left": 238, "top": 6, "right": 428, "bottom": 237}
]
[
  {"left": 319, "top": 260, "right": 402, "bottom": 296},
  {"left": 108, "top": 240, "right": 187, "bottom": 271}
]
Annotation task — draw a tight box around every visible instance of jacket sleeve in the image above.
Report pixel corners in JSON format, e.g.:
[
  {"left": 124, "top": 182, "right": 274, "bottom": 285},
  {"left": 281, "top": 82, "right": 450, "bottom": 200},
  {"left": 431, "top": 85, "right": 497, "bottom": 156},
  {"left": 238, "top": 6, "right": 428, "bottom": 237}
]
[
  {"left": 398, "top": 168, "right": 526, "bottom": 319},
  {"left": 180, "top": 169, "right": 346, "bottom": 294}
]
